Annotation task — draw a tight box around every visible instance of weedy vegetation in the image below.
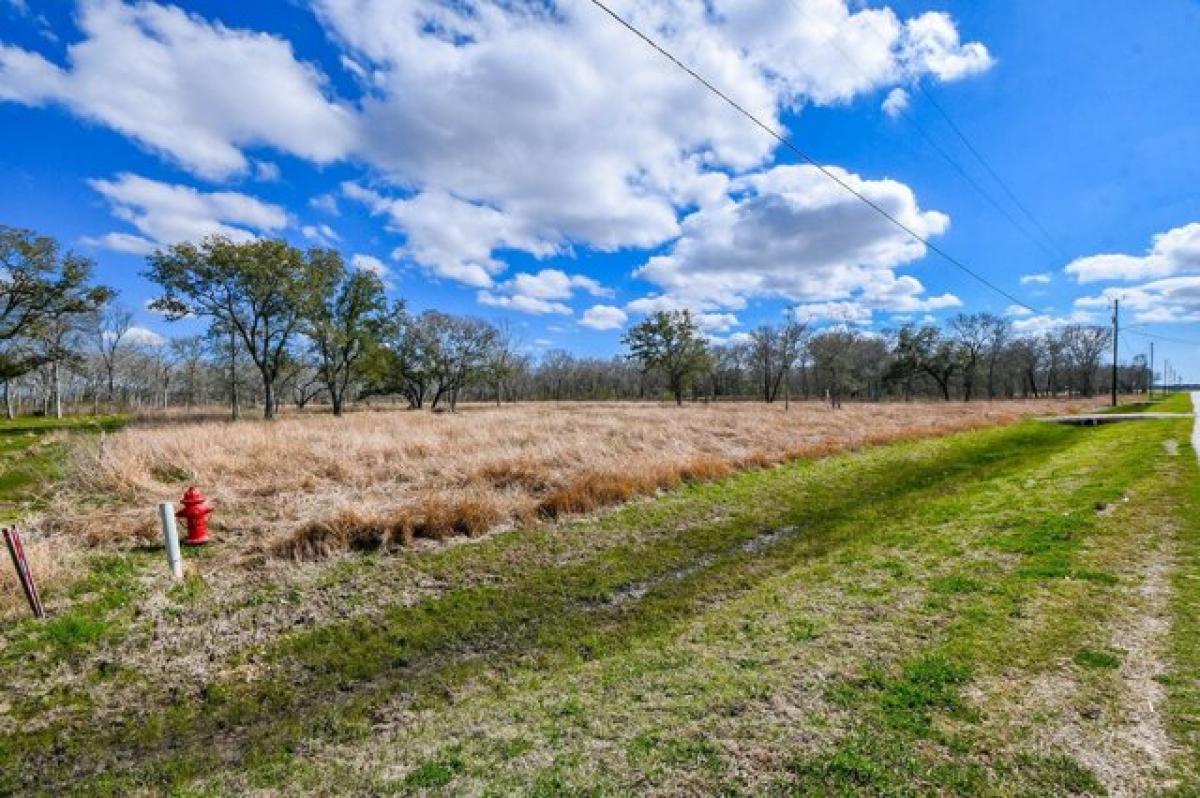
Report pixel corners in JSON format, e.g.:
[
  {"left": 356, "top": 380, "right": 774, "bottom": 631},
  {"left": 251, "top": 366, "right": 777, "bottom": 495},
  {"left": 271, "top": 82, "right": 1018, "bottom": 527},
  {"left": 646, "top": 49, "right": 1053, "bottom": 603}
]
[
  {"left": 0, "top": 396, "right": 1197, "bottom": 796},
  {"left": 50, "top": 398, "right": 1084, "bottom": 561}
]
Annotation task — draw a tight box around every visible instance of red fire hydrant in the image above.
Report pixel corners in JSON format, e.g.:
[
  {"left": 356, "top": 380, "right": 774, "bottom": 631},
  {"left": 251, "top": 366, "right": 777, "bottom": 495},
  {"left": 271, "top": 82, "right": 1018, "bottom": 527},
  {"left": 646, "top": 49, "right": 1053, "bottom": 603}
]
[{"left": 176, "top": 486, "right": 213, "bottom": 545}]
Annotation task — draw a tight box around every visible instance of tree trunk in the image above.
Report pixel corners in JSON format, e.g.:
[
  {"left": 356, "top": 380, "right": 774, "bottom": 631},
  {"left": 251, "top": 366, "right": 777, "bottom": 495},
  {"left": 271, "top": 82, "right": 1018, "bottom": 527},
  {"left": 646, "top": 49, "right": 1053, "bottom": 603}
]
[
  {"left": 262, "top": 374, "right": 276, "bottom": 421},
  {"left": 229, "top": 330, "right": 241, "bottom": 421},
  {"left": 3, "top": 381, "right": 12, "bottom": 420},
  {"left": 331, "top": 386, "right": 344, "bottom": 417},
  {"left": 52, "top": 361, "right": 63, "bottom": 419}
]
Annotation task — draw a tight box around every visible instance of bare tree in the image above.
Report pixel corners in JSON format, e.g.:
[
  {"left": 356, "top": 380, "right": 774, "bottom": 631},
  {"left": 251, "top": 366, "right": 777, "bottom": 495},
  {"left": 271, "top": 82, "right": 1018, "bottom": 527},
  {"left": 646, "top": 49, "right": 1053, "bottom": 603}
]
[
  {"left": 950, "top": 313, "right": 1004, "bottom": 402},
  {"left": 1062, "top": 324, "right": 1112, "bottom": 397},
  {"left": 809, "top": 329, "right": 860, "bottom": 408},
  {"left": 170, "top": 336, "right": 207, "bottom": 412},
  {"left": 487, "top": 321, "right": 521, "bottom": 406},
  {"left": 92, "top": 304, "right": 133, "bottom": 408}
]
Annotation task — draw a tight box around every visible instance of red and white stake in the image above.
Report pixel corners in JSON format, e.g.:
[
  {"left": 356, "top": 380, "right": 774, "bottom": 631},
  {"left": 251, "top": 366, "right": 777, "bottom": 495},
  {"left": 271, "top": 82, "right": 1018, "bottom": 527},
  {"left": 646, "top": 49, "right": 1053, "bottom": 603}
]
[{"left": 3, "top": 527, "right": 45, "bottom": 619}]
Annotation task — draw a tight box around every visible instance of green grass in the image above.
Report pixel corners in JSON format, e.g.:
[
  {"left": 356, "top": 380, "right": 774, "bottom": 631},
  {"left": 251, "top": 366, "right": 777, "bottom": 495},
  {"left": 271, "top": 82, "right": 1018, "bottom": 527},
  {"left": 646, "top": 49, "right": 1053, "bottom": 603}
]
[
  {"left": 1073, "top": 648, "right": 1122, "bottom": 670},
  {"left": 1097, "top": 391, "right": 1192, "bottom": 414},
  {"left": 2, "top": 411, "right": 1199, "bottom": 795},
  {"left": 0, "top": 414, "right": 126, "bottom": 523},
  {"left": 1164, "top": 403, "right": 1200, "bottom": 796},
  {"left": 1154, "top": 391, "right": 1194, "bottom": 413},
  {"left": 0, "top": 413, "right": 148, "bottom": 735}
]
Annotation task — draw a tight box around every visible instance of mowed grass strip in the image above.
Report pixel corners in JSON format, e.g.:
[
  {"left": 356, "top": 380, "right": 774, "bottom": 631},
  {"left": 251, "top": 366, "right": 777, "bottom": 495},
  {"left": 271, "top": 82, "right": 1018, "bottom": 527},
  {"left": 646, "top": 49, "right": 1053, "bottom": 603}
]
[
  {"left": 295, "top": 414, "right": 1196, "bottom": 796},
  {"left": 6, "top": 421, "right": 1075, "bottom": 793},
  {"left": 4, "top": 413, "right": 1197, "bottom": 795}
]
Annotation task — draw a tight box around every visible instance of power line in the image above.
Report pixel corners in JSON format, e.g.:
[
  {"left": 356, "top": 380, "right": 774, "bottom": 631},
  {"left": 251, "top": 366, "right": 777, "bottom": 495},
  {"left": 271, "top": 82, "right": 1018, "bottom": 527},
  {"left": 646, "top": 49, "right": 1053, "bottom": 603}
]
[
  {"left": 855, "top": 7, "right": 1070, "bottom": 260},
  {"left": 1125, "top": 328, "right": 1200, "bottom": 347},
  {"left": 587, "top": 0, "right": 1041, "bottom": 316},
  {"left": 784, "top": 0, "right": 1063, "bottom": 266},
  {"left": 911, "top": 82, "right": 1069, "bottom": 259}
]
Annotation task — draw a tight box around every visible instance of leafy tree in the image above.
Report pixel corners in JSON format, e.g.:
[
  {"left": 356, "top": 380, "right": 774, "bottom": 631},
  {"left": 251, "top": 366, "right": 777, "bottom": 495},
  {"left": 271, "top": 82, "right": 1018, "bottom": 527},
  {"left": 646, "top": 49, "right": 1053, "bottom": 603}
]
[
  {"left": 29, "top": 308, "right": 91, "bottom": 418},
  {"left": 370, "top": 310, "right": 499, "bottom": 412},
  {"left": 1, "top": 226, "right": 110, "bottom": 343},
  {"left": 622, "top": 310, "right": 710, "bottom": 406},
  {"left": 369, "top": 303, "right": 428, "bottom": 409},
  {"left": 890, "top": 324, "right": 957, "bottom": 401},
  {"left": 304, "top": 259, "right": 391, "bottom": 416},
  {"left": 145, "top": 236, "right": 339, "bottom": 420},
  {"left": 420, "top": 312, "right": 499, "bottom": 412},
  {"left": 1, "top": 227, "right": 110, "bottom": 412}
]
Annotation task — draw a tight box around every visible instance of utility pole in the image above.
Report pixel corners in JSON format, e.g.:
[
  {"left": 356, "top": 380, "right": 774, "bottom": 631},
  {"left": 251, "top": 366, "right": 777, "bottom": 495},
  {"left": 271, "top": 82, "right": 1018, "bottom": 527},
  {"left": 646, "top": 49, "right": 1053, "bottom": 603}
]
[
  {"left": 1110, "top": 299, "right": 1119, "bottom": 407},
  {"left": 1149, "top": 342, "right": 1155, "bottom": 397}
]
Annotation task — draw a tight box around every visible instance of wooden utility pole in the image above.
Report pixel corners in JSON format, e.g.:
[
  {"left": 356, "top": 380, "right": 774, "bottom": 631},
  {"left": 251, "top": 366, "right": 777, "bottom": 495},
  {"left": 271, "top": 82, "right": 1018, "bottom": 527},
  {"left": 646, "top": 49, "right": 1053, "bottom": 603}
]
[
  {"left": 1111, "top": 299, "right": 1119, "bottom": 407},
  {"left": 1149, "top": 342, "right": 1155, "bottom": 397}
]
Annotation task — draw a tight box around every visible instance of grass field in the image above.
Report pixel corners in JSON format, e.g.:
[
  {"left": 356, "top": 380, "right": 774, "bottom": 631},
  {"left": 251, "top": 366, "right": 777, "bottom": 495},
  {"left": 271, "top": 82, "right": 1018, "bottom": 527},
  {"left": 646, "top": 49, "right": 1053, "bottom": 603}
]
[
  {"left": 0, "top": 395, "right": 1197, "bottom": 794},
  {"left": 0, "top": 415, "right": 125, "bottom": 613},
  {"left": 50, "top": 398, "right": 1088, "bottom": 561}
]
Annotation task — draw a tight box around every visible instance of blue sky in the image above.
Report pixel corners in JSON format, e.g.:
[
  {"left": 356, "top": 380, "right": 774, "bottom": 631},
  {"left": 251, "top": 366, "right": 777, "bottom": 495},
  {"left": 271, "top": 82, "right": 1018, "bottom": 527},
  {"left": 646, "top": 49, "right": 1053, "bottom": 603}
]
[{"left": 2, "top": 0, "right": 1198, "bottom": 376}]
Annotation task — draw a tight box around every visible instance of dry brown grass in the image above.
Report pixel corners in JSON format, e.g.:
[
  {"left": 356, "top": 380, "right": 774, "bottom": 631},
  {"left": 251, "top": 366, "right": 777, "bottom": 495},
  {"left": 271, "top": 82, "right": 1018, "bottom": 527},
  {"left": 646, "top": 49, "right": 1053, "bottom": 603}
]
[
  {"left": 0, "top": 534, "right": 79, "bottom": 616},
  {"left": 45, "top": 399, "right": 1088, "bottom": 560}
]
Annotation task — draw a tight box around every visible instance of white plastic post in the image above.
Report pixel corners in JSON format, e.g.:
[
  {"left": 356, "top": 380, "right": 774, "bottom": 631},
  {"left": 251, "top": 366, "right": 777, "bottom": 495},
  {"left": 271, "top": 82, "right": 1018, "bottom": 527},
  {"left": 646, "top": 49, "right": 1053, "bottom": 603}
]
[{"left": 159, "top": 502, "right": 183, "bottom": 580}]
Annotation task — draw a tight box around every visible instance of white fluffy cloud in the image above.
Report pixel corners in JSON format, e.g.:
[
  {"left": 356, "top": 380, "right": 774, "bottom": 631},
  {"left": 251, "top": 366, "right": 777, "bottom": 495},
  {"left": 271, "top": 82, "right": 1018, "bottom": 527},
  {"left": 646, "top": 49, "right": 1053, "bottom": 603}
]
[
  {"left": 793, "top": 300, "right": 875, "bottom": 324},
  {"left": 1066, "top": 222, "right": 1200, "bottom": 284},
  {"left": 580, "top": 304, "right": 628, "bottom": 331},
  {"left": 1011, "top": 310, "right": 1097, "bottom": 335},
  {"left": 1076, "top": 276, "right": 1200, "bottom": 324},
  {"left": 314, "top": 0, "right": 990, "bottom": 285},
  {"left": 343, "top": 183, "right": 555, "bottom": 287},
  {"left": 624, "top": 295, "right": 742, "bottom": 333},
  {"left": 125, "top": 325, "right": 167, "bottom": 346},
  {"left": 634, "top": 164, "right": 957, "bottom": 318},
  {"left": 882, "top": 87, "right": 909, "bottom": 118},
  {"left": 2, "top": 0, "right": 994, "bottom": 307},
  {"left": 86, "top": 172, "right": 288, "bottom": 253},
  {"left": 0, "top": 0, "right": 354, "bottom": 179},
  {"left": 1065, "top": 221, "right": 1200, "bottom": 324},
  {"left": 301, "top": 223, "right": 340, "bottom": 246},
  {"left": 897, "top": 11, "right": 994, "bottom": 81},
  {"left": 478, "top": 268, "right": 610, "bottom": 315},
  {"left": 1020, "top": 272, "right": 1052, "bottom": 285}
]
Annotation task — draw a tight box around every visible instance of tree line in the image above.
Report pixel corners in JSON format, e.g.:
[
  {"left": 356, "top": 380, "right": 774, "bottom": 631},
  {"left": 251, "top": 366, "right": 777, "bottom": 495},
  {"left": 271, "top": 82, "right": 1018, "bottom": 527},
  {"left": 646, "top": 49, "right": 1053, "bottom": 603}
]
[{"left": 0, "top": 226, "right": 1148, "bottom": 420}]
